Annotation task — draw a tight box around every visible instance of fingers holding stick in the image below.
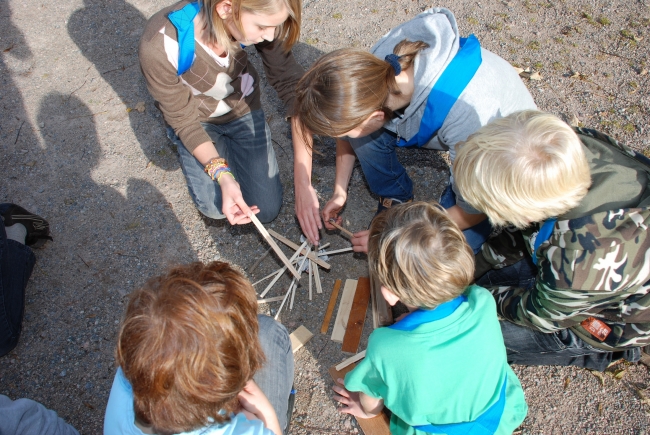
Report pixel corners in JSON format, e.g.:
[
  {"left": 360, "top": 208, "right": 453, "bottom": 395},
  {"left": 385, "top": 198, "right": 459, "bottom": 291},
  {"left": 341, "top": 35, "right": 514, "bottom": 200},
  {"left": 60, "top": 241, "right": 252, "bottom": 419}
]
[{"left": 328, "top": 219, "right": 354, "bottom": 238}]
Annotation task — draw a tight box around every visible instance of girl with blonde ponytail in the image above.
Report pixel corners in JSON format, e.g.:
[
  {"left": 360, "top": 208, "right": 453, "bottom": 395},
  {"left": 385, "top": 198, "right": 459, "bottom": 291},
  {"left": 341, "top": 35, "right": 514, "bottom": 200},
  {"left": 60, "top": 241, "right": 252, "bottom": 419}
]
[{"left": 292, "top": 8, "right": 536, "bottom": 253}]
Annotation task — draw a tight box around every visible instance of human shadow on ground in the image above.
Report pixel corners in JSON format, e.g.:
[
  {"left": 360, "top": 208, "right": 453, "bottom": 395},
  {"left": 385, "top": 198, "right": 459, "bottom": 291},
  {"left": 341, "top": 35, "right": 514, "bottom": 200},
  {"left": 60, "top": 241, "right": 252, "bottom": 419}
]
[
  {"left": 0, "top": 2, "right": 38, "bottom": 174},
  {"left": 67, "top": 0, "right": 176, "bottom": 170},
  {"left": 0, "top": 92, "right": 198, "bottom": 433}
]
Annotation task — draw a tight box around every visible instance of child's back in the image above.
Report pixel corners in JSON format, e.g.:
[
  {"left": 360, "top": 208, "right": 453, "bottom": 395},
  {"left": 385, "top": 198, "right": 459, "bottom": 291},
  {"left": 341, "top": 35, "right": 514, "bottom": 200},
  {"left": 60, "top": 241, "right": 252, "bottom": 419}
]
[{"left": 336, "top": 202, "right": 527, "bottom": 434}]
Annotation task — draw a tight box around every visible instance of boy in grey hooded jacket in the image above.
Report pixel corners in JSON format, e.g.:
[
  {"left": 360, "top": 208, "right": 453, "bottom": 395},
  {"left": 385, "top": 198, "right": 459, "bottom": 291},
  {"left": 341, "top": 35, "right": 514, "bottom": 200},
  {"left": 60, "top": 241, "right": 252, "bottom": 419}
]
[{"left": 294, "top": 8, "right": 536, "bottom": 252}]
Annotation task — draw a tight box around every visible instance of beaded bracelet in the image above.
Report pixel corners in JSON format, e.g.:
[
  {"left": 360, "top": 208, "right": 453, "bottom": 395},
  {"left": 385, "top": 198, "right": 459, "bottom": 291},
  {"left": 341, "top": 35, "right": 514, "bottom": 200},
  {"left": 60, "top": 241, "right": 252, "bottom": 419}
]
[{"left": 204, "top": 157, "right": 235, "bottom": 185}]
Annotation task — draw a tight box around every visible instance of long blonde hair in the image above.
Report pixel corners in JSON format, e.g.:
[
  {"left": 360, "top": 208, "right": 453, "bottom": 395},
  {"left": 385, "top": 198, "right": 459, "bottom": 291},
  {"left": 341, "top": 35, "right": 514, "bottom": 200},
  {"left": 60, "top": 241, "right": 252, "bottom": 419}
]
[
  {"left": 454, "top": 110, "right": 591, "bottom": 228},
  {"left": 295, "top": 40, "right": 429, "bottom": 147},
  {"left": 201, "top": 0, "right": 301, "bottom": 53}
]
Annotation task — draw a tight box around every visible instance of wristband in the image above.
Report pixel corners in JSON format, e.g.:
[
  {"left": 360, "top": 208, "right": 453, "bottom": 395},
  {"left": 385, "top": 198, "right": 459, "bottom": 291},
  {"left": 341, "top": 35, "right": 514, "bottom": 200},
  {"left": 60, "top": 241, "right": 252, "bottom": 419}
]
[{"left": 217, "top": 170, "right": 235, "bottom": 185}]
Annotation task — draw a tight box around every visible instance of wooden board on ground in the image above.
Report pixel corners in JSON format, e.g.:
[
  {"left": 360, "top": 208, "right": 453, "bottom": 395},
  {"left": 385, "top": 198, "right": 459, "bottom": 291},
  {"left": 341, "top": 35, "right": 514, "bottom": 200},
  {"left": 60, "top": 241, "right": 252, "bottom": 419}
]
[
  {"left": 289, "top": 325, "right": 314, "bottom": 353},
  {"left": 321, "top": 279, "right": 342, "bottom": 334},
  {"left": 328, "top": 363, "right": 391, "bottom": 435},
  {"left": 331, "top": 279, "right": 357, "bottom": 342},
  {"left": 370, "top": 274, "right": 393, "bottom": 329},
  {"left": 342, "top": 277, "right": 371, "bottom": 354}
]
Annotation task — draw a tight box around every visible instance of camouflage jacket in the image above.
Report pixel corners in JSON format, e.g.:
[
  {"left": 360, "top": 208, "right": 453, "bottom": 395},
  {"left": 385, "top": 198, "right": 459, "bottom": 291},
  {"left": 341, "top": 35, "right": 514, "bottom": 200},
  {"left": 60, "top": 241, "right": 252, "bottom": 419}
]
[{"left": 476, "top": 128, "right": 650, "bottom": 351}]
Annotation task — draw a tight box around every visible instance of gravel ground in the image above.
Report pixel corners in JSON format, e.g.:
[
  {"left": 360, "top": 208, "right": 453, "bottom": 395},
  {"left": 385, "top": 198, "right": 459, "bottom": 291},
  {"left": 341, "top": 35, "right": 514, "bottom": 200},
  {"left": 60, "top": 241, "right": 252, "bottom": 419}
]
[{"left": 1, "top": 0, "right": 649, "bottom": 433}]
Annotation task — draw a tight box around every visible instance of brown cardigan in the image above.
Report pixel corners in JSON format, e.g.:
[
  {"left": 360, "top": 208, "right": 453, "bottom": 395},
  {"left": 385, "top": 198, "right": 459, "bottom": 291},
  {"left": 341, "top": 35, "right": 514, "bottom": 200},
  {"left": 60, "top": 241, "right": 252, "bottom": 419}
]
[{"left": 139, "top": 0, "right": 304, "bottom": 153}]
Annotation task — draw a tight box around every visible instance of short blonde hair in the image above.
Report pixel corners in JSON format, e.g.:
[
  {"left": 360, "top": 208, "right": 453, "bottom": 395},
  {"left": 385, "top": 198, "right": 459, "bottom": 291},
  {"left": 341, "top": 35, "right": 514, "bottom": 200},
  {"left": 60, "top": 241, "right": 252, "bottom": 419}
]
[
  {"left": 202, "top": 0, "right": 301, "bottom": 53},
  {"left": 117, "top": 262, "right": 264, "bottom": 435},
  {"left": 454, "top": 110, "right": 591, "bottom": 229},
  {"left": 368, "top": 202, "right": 474, "bottom": 309}
]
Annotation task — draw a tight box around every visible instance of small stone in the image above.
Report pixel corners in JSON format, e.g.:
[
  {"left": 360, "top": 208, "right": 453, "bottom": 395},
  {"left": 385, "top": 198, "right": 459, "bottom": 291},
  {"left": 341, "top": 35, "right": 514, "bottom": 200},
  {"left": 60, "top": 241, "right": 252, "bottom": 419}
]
[{"left": 60, "top": 370, "right": 66, "bottom": 377}]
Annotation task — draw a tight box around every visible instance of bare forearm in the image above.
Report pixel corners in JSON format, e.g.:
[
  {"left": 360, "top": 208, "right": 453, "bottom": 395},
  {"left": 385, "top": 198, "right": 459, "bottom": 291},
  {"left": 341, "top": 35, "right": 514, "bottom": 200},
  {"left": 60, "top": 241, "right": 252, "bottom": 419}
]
[
  {"left": 446, "top": 205, "right": 487, "bottom": 230},
  {"left": 333, "top": 139, "right": 356, "bottom": 196},
  {"left": 292, "top": 117, "right": 312, "bottom": 186},
  {"left": 191, "top": 141, "right": 219, "bottom": 166}
]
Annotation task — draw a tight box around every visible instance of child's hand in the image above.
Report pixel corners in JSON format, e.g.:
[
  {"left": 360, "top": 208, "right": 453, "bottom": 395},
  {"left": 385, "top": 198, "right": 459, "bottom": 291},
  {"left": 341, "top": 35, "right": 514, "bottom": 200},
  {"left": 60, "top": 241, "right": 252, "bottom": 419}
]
[
  {"left": 238, "top": 380, "right": 282, "bottom": 435},
  {"left": 332, "top": 378, "right": 383, "bottom": 419},
  {"left": 351, "top": 230, "right": 370, "bottom": 253}
]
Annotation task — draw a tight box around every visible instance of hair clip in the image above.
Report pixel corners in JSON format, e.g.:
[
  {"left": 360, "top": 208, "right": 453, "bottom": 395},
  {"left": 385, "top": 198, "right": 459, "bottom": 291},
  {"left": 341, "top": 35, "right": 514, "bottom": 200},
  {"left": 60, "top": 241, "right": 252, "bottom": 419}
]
[{"left": 385, "top": 54, "right": 402, "bottom": 76}]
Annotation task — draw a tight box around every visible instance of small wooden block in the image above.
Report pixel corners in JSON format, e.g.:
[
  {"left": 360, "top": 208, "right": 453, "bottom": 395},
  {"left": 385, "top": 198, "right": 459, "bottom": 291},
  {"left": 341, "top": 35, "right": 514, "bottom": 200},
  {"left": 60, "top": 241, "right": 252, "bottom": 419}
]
[
  {"left": 331, "top": 279, "right": 357, "bottom": 343},
  {"left": 328, "top": 364, "right": 391, "bottom": 435},
  {"left": 289, "top": 325, "right": 314, "bottom": 353},
  {"left": 342, "top": 277, "right": 371, "bottom": 353},
  {"left": 321, "top": 279, "right": 342, "bottom": 334}
]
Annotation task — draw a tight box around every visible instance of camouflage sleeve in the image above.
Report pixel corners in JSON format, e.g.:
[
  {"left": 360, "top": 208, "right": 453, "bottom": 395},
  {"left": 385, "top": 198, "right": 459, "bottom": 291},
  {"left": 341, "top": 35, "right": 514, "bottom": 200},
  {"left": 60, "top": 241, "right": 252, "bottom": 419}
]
[{"left": 475, "top": 228, "right": 528, "bottom": 280}]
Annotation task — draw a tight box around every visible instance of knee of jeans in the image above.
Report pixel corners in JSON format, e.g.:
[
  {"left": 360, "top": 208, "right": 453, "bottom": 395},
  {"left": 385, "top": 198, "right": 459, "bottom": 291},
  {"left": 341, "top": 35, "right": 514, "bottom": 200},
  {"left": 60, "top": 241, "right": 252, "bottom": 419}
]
[
  {"left": 254, "top": 188, "right": 283, "bottom": 224},
  {"left": 194, "top": 201, "right": 225, "bottom": 220},
  {"left": 258, "top": 315, "right": 291, "bottom": 350}
]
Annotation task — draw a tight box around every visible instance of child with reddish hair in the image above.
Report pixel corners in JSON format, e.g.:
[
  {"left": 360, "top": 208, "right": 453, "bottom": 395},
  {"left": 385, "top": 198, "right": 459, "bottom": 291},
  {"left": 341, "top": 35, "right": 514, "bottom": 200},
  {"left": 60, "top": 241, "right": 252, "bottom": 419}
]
[{"left": 104, "top": 261, "right": 293, "bottom": 435}]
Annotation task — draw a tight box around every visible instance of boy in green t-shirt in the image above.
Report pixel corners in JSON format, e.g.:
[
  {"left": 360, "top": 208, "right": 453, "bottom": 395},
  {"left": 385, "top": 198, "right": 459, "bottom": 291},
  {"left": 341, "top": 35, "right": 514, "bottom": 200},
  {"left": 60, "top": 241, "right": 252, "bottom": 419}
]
[{"left": 332, "top": 202, "right": 528, "bottom": 435}]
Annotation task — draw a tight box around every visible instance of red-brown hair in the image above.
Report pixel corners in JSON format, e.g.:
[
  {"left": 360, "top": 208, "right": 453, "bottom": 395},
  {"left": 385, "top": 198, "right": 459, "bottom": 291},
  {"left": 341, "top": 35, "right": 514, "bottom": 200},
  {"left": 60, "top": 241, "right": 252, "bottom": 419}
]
[{"left": 116, "top": 261, "right": 264, "bottom": 434}]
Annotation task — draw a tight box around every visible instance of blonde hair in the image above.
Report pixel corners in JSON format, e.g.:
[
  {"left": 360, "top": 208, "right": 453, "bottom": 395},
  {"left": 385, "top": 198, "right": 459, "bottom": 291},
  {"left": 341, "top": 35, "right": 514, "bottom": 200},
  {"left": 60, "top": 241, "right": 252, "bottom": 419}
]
[
  {"left": 454, "top": 110, "right": 591, "bottom": 229},
  {"left": 295, "top": 40, "right": 428, "bottom": 147},
  {"left": 201, "top": 0, "right": 301, "bottom": 53},
  {"left": 368, "top": 202, "right": 474, "bottom": 309}
]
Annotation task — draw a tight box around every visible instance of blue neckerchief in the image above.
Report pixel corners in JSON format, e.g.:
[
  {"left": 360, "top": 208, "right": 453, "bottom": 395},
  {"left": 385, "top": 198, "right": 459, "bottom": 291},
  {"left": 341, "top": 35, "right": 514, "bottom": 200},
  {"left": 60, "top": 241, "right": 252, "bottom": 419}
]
[
  {"left": 531, "top": 218, "right": 557, "bottom": 265},
  {"left": 397, "top": 34, "right": 482, "bottom": 148},
  {"left": 388, "top": 295, "right": 467, "bottom": 331},
  {"left": 414, "top": 378, "right": 508, "bottom": 434},
  {"left": 168, "top": 2, "right": 201, "bottom": 75}
]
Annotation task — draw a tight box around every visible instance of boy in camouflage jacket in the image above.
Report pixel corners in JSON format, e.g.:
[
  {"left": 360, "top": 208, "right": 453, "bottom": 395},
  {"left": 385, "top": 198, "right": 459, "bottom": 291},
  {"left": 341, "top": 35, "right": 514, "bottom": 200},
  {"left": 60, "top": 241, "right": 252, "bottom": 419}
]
[{"left": 454, "top": 110, "right": 650, "bottom": 371}]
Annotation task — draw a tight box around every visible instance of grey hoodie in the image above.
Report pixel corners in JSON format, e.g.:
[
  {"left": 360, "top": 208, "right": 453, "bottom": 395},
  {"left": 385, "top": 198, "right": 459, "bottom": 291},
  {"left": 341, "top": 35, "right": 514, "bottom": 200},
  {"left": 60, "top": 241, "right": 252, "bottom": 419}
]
[{"left": 372, "top": 8, "right": 536, "bottom": 211}]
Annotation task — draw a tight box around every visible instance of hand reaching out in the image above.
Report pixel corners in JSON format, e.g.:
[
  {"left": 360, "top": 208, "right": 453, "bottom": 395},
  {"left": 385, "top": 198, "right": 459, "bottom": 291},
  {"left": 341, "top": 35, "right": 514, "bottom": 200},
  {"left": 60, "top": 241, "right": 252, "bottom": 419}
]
[
  {"left": 332, "top": 378, "right": 383, "bottom": 419},
  {"left": 219, "top": 175, "right": 259, "bottom": 225}
]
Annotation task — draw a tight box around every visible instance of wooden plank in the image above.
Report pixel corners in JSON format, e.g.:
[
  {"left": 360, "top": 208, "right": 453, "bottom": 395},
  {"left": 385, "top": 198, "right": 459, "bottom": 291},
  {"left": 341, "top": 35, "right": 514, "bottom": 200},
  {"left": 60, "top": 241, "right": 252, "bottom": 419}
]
[
  {"left": 328, "top": 364, "right": 391, "bottom": 435},
  {"left": 267, "top": 229, "right": 331, "bottom": 269},
  {"left": 335, "top": 350, "right": 366, "bottom": 371},
  {"left": 370, "top": 274, "right": 392, "bottom": 329},
  {"left": 321, "top": 279, "right": 342, "bottom": 334},
  {"left": 250, "top": 214, "right": 301, "bottom": 279},
  {"left": 308, "top": 259, "right": 313, "bottom": 300},
  {"left": 290, "top": 325, "right": 314, "bottom": 353},
  {"left": 331, "top": 280, "right": 357, "bottom": 343},
  {"left": 342, "top": 277, "right": 371, "bottom": 354}
]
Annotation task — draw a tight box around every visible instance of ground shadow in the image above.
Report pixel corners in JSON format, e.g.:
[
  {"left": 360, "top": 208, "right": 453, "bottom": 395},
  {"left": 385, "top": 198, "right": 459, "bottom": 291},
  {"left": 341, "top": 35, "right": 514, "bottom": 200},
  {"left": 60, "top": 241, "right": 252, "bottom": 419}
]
[{"left": 67, "top": 0, "right": 176, "bottom": 170}]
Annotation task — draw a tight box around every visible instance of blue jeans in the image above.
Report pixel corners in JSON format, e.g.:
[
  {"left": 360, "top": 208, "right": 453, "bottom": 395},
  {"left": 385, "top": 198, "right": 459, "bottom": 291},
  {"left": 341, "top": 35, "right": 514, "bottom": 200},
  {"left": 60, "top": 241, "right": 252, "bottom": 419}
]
[
  {"left": 0, "top": 205, "right": 36, "bottom": 357},
  {"left": 348, "top": 129, "right": 413, "bottom": 202},
  {"left": 169, "top": 110, "right": 283, "bottom": 223},
  {"left": 438, "top": 185, "right": 492, "bottom": 254},
  {"left": 477, "top": 258, "right": 641, "bottom": 371},
  {"left": 255, "top": 315, "right": 294, "bottom": 432}
]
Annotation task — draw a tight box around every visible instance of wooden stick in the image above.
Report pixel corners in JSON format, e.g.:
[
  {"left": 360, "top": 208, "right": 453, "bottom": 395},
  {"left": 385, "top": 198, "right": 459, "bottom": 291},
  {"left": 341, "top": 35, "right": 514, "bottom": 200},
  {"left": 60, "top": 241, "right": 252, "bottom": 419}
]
[
  {"left": 313, "top": 259, "right": 323, "bottom": 294},
  {"left": 335, "top": 350, "right": 367, "bottom": 371},
  {"left": 248, "top": 247, "right": 272, "bottom": 274},
  {"left": 267, "top": 229, "right": 331, "bottom": 269},
  {"left": 274, "top": 283, "right": 294, "bottom": 320},
  {"left": 342, "top": 277, "right": 371, "bottom": 354},
  {"left": 319, "top": 247, "right": 354, "bottom": 256},
  {"left": 321, "top": 279, "right": 342, "bottom": 334},
  {"left": 328, "top": 219, "right": 354, "bottom": 238},
  {"left": 250, "top": 214, "right": 300, "bottom": 279},
  {"left": 257, "top": 296, "right": 285, "bottom": 304},
  {"left": 290, "top": 250, "right": 310, "bottom": 310},
  {"left": 308, "top": 258, "right": 313, "bottom": 301},
  {"left": 252, "top": 267, "right": 284, "bottom": 286},
  {"left": 332, "top": 279, "right": 357, "bottom": 342},
  {"left": 259, "top": 240, "right": 308, "bottom": 298}
]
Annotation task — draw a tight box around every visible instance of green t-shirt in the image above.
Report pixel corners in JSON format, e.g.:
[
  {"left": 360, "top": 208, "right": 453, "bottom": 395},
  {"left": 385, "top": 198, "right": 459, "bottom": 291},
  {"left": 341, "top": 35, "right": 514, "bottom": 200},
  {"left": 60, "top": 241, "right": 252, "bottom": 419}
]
[{"left": 344, "top": 285, "right": 527, "bottom": 435}]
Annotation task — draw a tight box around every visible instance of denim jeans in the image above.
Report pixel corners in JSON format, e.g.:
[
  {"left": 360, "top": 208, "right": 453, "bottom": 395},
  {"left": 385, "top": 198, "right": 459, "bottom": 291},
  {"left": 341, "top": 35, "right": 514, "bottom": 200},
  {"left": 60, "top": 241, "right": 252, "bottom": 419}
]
[
  {"left": 477, "top": 258, "right": 641, "bottom": 371},
  {"left": 348, "top": 128, "right": 413, "bottom": 202},
  {"left": 438, "top": 184, "right": 492, "bottom": 254},
  {"left": 0, "top": 205, "right": 36, "bottom": 357},
  {"left": 254, "top": 315, "right": 294, "bottom": 432},
  {"left": 169, "top": 110, "right": 283, "bottom": 223}
]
